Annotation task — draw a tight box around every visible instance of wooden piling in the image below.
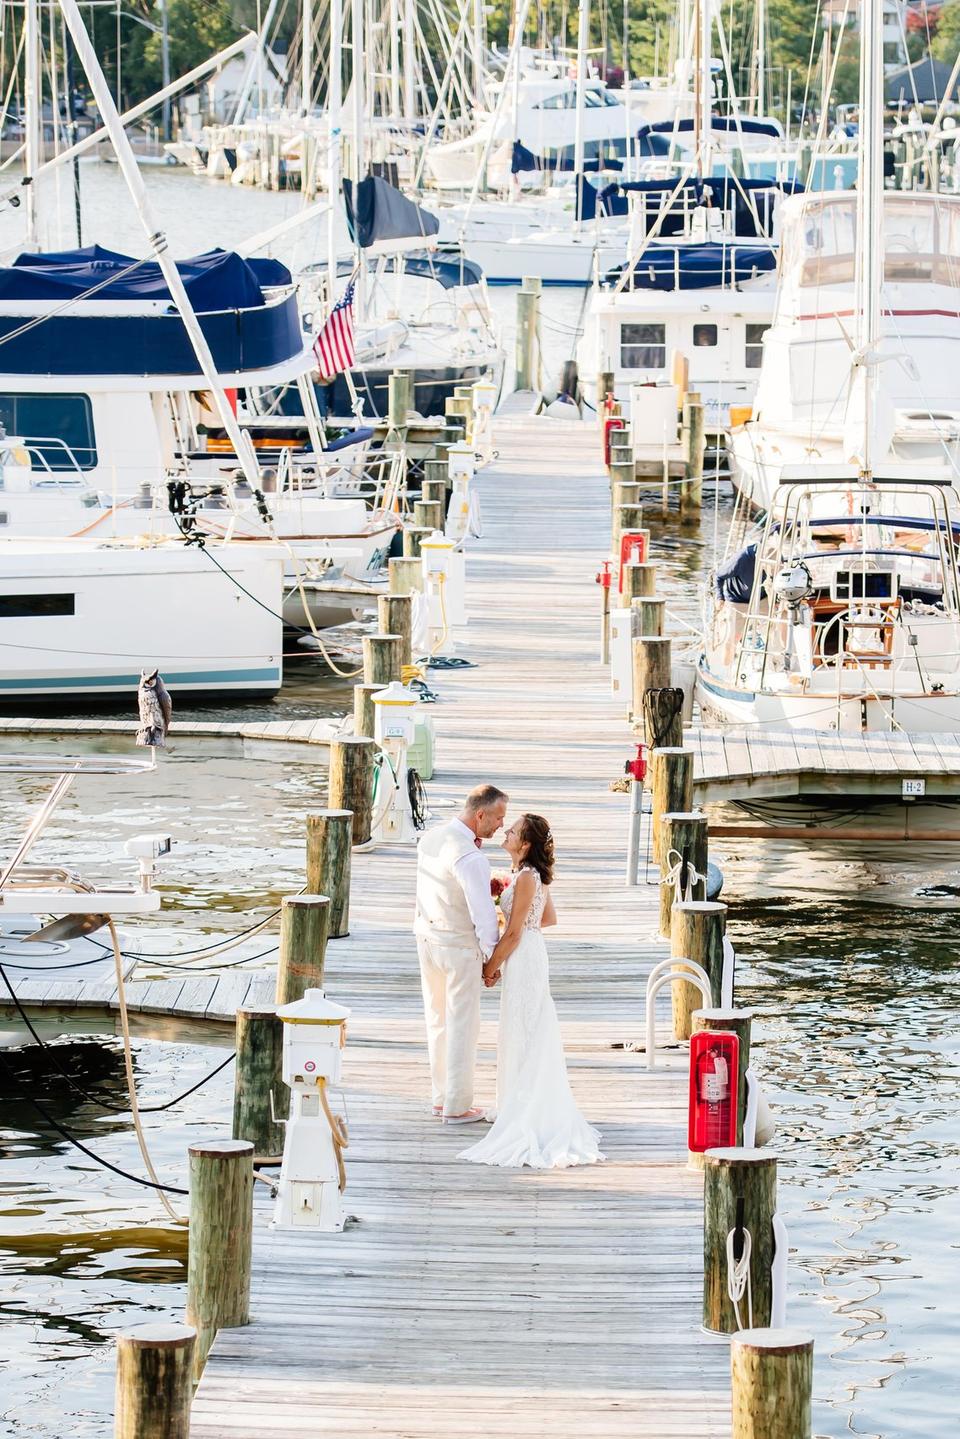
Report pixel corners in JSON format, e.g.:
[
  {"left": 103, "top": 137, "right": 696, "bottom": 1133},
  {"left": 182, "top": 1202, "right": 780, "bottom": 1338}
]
[
  {"left": 649, "top": 747, "right": 693, "bottom": 861},
  {"left": 681, "top": 390, "right": 705, "bottom": 517},
  {"left": 115, "top": 1323, "right": 196, "bottom": 1439},
  {"left": 703, "top": 1148, "right": 777, "bottom": 1335},
  {"left": 276, "top": 894, "right": 331, "bottom": 1005},
  {"left": 617, "top": 505, "right": 645, "bottom": 547},
  {"left": 186, "top": 1139, "right": 253, "bottom": 1377},
  {"left": 353, "top": 682, "right": 382, "bottom": 739},
  {"left": 306, "top": 809, "right": 353, "bottom": 938},
  {"left": 421, "top": 478, "right": 447, "bottom": 509},
  {"left": 693, "top": 1008, "right": 753, "bottom": 1146},
  {"left": 597, "top": 369, "right": 615, "bottom": 406},
  {"left": 232, "top": 1006, "right": 285, "bottom": 1161},
  {"left": 413, "top": 499, "right": 443, "bottom": 531},
  {"left": 377, "top": 596, "right": 413, "bottom": 670},
  {"left": 730, "top": 1329, "right": 814, "bottom": 1439},
  {"left": 643, "top": 686, "right": 685, "bottom": 749},
  {"left": 611, "top": 478, "right": 643, "bottom": 520},
  {"left": 329, "top": 736, "right": 376, "bottom": 844},
  {"left": 515, "top": 280, "right": 540, "bottom": 391},
  {"left": 363, "top": 633, "right": 403, "bottom": 686},
  {"left": 632, "top": 635, "right": 672, "bottom": 723},
  {"left": 620, "top": 560, "right": 656, "bottom": 606},
  {"left": 387, "top": 369, "right": 410, "bottom": 433},
  {"left": 670, "top": 900, "right": 727, "bottom": 1039},
  {"left": 388, "top": 555, "right": 424, "bottom": 595},
  {"left": 658, "top": 810, "right": 707, "bottom": 936},
  {"left": 631, "top": 596, "right": 666, "bottom": 638},
  {"left": 403, "top": 526, "right": 432, "bottom": 559}
]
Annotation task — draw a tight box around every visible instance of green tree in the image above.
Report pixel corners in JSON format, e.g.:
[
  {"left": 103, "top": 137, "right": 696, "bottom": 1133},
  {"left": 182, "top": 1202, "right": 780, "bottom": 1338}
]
[{"left": 932, "top": 0, "right": 960, "bottom": 61}]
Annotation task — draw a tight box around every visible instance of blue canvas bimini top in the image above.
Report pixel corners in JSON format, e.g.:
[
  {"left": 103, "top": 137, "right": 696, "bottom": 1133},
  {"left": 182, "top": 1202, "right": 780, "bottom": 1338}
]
[{"left": 0, "top": 245, "right": 291, "bottom": 310}]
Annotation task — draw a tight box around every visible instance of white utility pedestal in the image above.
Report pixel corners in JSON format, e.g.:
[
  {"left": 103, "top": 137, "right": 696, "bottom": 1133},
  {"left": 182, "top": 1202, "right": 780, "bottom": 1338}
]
[
  {"left": 372, "top": 681, "right": 419, "bottom": 843},
  {"left": 273, "top": 988, "right": 351, "bottom": 1232}
]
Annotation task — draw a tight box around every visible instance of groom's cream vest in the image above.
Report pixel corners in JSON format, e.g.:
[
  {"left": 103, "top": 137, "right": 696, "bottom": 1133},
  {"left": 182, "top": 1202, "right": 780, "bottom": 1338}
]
[{"left": 414, "top": 820, "right": 479, "bottom": 950}]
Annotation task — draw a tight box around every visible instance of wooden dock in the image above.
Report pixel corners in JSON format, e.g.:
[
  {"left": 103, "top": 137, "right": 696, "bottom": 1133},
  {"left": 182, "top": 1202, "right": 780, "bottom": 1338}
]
[{"left": 185, "top": 411, "right": 731, "bottom": 1436}]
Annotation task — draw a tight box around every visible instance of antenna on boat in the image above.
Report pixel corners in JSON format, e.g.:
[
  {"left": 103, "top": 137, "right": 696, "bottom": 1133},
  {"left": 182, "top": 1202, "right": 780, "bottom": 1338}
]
[
  {"left": 851, "top": 0, "right": 884, "bottom": 484},
  {"left": 55, "top": 0, "right": 263, "bottom": 494}
]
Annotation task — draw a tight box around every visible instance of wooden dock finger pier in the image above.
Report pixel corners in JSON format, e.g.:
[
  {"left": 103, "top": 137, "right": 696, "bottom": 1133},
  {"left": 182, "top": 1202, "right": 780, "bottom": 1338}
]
[{"left": 186, "top": 409, "right": 732, "bottom": 1438}]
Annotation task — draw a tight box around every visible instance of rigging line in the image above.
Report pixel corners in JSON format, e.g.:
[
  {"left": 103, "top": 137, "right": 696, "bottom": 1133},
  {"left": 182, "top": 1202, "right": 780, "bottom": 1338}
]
[
  {"left": 107, "top": 919, "right": 186, "bottom": 1222},
  {"left": 0, "top": 253, "right": 150, "bottom": 351},
  {"left": 0, "top": 1047, "right": 188, "bottom": 1196},
  {"left": 0, "top": 1041, "right": 188, "bottom": 1197},
  {"left": 0, "top": 957, "right": 236, "bottom": 1112}
]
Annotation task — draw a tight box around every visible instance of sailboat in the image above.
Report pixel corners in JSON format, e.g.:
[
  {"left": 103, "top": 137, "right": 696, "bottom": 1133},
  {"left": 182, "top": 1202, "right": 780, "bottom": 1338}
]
[
  {"left": 578, "top": 0, "right": 796, "bottom": 424},
  {"left": 696, "top": 0, "right": 960, "bottom": 735}
]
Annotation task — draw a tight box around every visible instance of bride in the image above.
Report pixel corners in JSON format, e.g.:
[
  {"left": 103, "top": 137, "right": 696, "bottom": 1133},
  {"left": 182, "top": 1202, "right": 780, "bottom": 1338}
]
[{"left": 460, "top": 813, "right": 604, "bottom": 1170}]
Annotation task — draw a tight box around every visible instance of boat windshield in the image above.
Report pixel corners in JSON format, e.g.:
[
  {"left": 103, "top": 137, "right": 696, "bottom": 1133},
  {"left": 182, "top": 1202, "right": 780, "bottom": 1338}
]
[{"left": 780, "top": 193, "right": 960, "bottom": 289}]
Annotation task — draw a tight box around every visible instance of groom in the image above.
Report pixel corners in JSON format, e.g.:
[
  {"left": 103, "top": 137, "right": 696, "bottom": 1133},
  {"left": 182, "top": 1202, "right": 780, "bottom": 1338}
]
[{"left": 413, "top": 783, "right": 508, "bottom": 1124}]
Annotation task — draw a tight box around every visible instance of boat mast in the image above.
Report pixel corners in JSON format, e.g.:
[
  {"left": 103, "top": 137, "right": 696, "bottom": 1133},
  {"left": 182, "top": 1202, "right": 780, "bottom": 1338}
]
[
  {"left": 855, "top": 0, "right": 883, "bottom": 480},
  {"left": 573, "top": 0, "right": 588, "bottom": 181},
  {"left": 302, "top": 0, "right": 313, "bottom": 114},
  {"left": 472, "top": 0, "right": 485, "bottom": 110},
  {"left": 24, "top": 0, "right": 41, "bottom": 246},
  {"left": 55, "top": 0, "right": 261, "bottom": 489},
  {"left": 328, "top": 0, "right": 343, "bottom": 301},
  {"left": 694, "top": 0, "right": 711, "bottom": 177},
  {"left": 403, "top": 0, "right": 416, "bottom": 123},
  {"left": 755, "top": 0, "right": 765, "bottom": 116}
]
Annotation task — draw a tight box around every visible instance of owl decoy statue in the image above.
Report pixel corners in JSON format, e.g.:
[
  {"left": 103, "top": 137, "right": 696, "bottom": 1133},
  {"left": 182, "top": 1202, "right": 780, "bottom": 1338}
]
[{"left": 136, "top": 669, "right": 173, "bottom": 748}]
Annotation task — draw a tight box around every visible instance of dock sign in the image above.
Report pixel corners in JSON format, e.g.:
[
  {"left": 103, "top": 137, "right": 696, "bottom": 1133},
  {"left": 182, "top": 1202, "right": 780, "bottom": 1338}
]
[{"left": 902, "top": 778, "right": 926, "bottom": 798}]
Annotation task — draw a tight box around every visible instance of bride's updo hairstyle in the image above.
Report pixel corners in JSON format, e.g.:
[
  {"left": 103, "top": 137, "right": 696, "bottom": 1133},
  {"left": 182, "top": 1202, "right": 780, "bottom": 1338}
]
[{"left": 520, "top": 814, "right": 555, "bottom": 885}]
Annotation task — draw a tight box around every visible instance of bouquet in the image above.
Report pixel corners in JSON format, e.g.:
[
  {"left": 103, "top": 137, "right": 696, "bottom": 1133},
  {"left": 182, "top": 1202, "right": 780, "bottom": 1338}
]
[{"left": 490, "top": 873, "right": 511, "bottom": 905}]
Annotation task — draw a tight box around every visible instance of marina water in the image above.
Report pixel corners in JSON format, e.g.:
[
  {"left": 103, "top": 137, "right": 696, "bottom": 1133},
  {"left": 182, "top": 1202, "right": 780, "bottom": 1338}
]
[{"left": 0, "top": 165, "right": 957, "bottom": 1438}]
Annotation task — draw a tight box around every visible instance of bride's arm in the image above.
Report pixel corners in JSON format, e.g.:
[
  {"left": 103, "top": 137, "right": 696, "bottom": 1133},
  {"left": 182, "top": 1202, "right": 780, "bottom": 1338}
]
[
  {"left": 542, "top": 888, "right": 557, "bottom": 928},
  {"left": 482, "top": 870, "right": 536, "bottom": 982}
]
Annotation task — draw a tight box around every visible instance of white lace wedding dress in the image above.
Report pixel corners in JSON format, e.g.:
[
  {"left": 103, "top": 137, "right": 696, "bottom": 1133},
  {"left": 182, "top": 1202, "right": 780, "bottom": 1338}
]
[{"left": 460, "top": 867, "right": 604, "bottom": 1170}]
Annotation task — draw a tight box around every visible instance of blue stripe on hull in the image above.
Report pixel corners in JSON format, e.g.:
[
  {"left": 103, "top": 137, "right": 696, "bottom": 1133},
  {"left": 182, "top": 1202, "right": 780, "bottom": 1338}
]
[
  {"left": 485, "top": 277, "right": 589, "bottom": 288},
  {"left": 0, "top": 666, "right": 282, "bottom": 692},
  {"left": 696, "top": 664, "right": 756, "bottom": 704}
]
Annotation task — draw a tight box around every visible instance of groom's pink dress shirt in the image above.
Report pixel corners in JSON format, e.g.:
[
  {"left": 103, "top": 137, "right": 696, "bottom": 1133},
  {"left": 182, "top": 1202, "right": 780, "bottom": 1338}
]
[{"left": 450, "top": 818, "right": 500, "bottom": 958}]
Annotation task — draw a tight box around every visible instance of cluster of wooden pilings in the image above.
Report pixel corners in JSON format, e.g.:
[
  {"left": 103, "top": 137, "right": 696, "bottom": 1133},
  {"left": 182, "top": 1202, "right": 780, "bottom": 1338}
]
[
  {"left": 600, "top": 397, "right": 816, "bottom": 1439},
  {"left": 113, "top": 816, "right": 355, "bottom": 1438},
  {"left": 599, "top": 363, "right": 706, "bottom": 520}
]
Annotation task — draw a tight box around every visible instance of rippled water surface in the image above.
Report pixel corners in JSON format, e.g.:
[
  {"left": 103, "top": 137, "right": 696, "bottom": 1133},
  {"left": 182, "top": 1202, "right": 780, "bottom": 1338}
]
[{"left": 0, "top": 163, "right": 957, "bottom": 1438}]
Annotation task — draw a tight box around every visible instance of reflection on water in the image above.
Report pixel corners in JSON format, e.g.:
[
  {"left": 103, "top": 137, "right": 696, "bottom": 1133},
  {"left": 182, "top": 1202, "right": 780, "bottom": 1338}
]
[
  {"left": 0, "top": 1031, "right": 232, "bottom": 1439},
  {"left": 723, "top": 849, "right": 960, "bottom": 1439}
]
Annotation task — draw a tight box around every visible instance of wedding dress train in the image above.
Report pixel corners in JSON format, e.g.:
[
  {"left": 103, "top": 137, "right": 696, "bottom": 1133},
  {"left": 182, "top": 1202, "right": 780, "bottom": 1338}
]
[{"left": 460, "top": 867, "right": 604, "bottom": 1170}]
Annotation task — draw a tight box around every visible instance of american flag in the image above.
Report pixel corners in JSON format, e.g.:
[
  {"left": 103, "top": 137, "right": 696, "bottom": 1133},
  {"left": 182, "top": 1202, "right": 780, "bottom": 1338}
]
[{"left": 313, "top": 279, "right": 356, "bottom": 378}]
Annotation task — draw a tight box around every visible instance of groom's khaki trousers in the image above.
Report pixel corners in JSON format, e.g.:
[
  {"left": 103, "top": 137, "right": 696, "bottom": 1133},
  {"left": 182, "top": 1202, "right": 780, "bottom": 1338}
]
[{"left": 416, "top": 934, "right": 482, "bottom": 1115}]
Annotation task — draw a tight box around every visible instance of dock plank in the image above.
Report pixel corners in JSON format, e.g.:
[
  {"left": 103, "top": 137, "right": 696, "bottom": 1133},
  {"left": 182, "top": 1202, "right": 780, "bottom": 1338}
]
[{"left": 189, "top": 412, "right": 730, "bottom": 1438}]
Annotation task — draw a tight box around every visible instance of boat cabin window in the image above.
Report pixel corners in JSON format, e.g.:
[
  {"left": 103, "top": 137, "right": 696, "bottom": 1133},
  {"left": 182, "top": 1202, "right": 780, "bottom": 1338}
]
[
  {"left": 693, "top": 324, "right": 718, "bottom": 348},
  {"left": 620, "top": 323, "right": 666, "bottom": 370},
  {"left": 745, "top": 323, "right": 768, "bottom": 367},
  {"left": 0, "top": 393, "right": 97, "bottom": 472},
  {"left": 0, "top": 593, "right": 75, "bottom": 618},
  {"left": 781, "top": 195, "right": 960, "bottom": 289}
]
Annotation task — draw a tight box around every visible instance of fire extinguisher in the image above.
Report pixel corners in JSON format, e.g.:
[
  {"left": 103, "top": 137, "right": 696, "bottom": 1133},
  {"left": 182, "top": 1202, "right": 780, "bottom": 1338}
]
[{"left": 688, "top": 1031, "right": 739, "bottom": 1153}]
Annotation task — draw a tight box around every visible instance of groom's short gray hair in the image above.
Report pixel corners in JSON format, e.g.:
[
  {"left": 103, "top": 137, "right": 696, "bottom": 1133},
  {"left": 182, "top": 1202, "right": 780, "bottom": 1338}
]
[{"left": 464, "top": 783, "right": 508, "bottom": 812}]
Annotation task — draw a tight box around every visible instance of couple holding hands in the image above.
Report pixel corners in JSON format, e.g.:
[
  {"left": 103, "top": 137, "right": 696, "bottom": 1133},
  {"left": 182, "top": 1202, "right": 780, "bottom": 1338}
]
[{"left": 414, "top": 783, "right": 603, "bottom": 1170}]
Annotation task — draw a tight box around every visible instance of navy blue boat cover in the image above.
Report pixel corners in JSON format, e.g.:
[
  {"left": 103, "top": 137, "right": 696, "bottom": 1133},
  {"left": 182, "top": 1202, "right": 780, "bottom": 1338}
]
[
  {"left": 512, "top": 140, "right": 624, "bottom": 174},
  {"left": 343, "top": 176, "right": 439, "bottom": 248},
  {"left": 385, "top": 250, "right": 484, "bottom": 288},
  {"left": 2, "top": 245, "right": 291, "bottom": 309},
  {"left": 608, "top": 241, "right": 777, "bottom": 290},
  {"left": 637, "top": 116, "right": 782, "bottom": 140}
]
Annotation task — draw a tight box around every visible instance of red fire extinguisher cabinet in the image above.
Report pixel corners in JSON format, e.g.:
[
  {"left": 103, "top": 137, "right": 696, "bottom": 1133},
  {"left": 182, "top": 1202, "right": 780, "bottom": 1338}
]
[{"left": 688, "top": 1030, "right": 740, "bottom": 1153}]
